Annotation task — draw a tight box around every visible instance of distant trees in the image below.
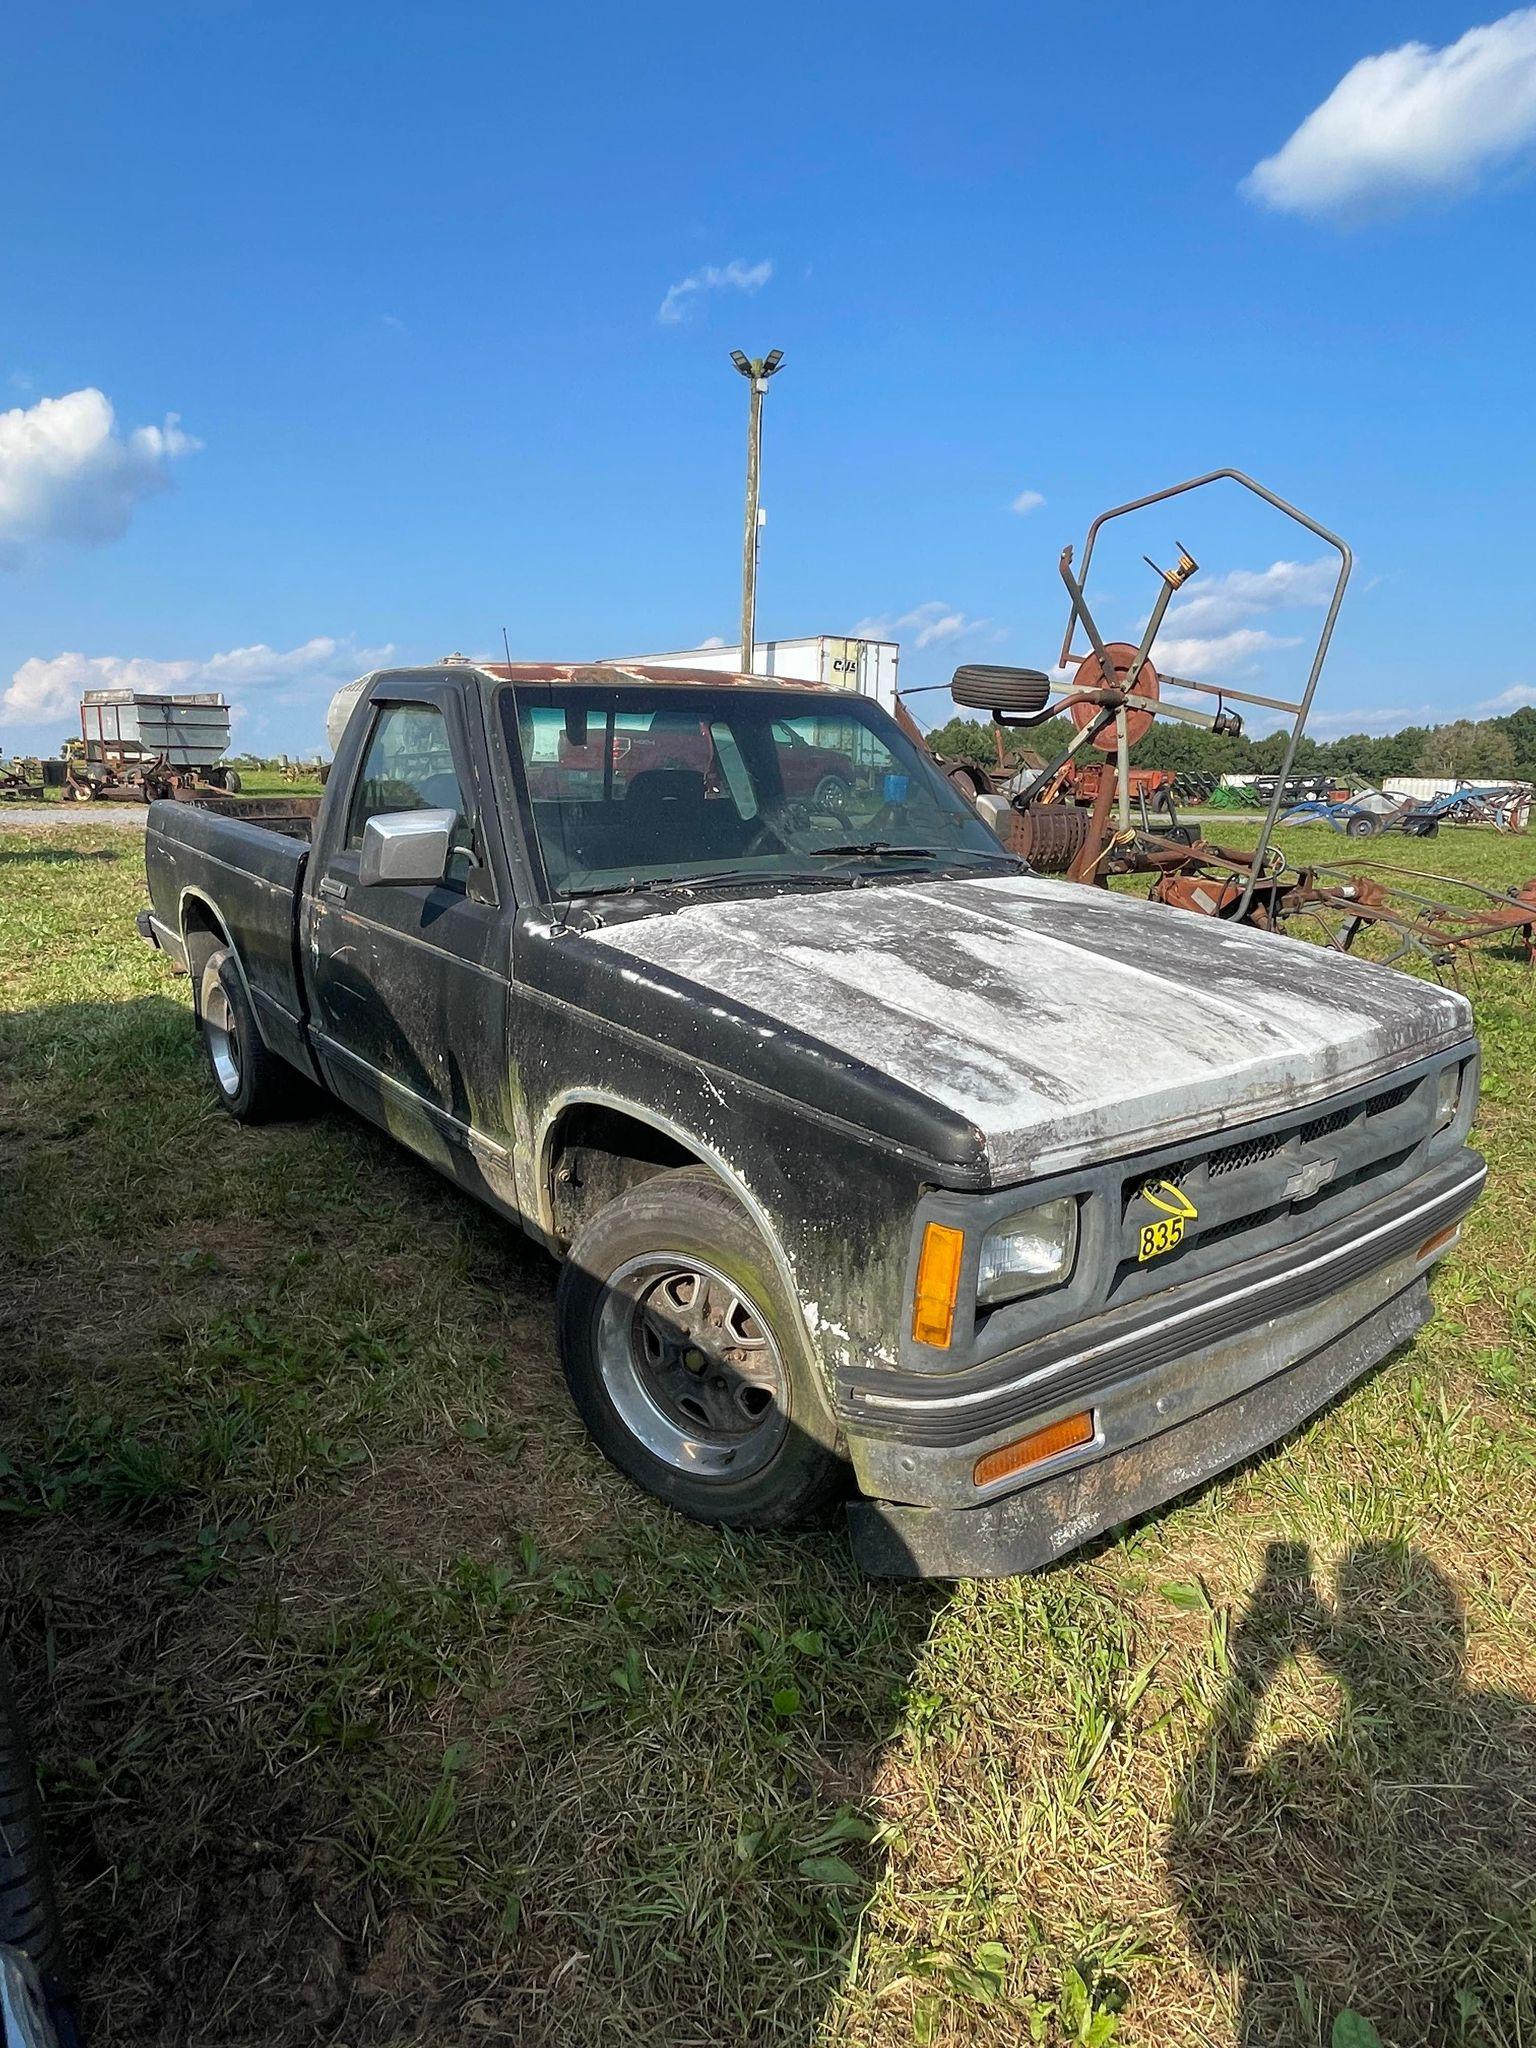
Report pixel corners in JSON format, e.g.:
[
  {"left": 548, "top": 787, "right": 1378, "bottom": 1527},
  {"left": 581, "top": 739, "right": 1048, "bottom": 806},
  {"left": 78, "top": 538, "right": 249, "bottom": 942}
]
[
  {"left": 915, "top": 701, "right": 1535, "bottom": 785},
  {"left": 1417, "top": 720, "right": 1517, "bottom": 780}
]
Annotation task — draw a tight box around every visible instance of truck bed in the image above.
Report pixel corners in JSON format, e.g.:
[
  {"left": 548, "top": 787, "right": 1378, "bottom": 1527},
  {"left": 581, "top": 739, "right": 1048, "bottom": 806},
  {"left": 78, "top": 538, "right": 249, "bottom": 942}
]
[{"left": 143, "top": 798, "right": 314, "bottom": 1073}]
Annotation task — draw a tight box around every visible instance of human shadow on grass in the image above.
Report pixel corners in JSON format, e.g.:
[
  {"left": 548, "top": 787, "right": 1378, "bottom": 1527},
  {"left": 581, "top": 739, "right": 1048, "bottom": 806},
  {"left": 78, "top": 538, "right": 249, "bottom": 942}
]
[{"left": 1169, "top": 1539, "right": 1536, "bottom": 2048}]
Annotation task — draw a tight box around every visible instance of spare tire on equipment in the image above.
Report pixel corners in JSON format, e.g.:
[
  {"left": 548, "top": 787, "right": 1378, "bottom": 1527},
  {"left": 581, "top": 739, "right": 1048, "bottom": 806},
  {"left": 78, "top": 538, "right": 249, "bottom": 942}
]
[{"left": 950, "top": 665, "right": 1052, "bottom": 716}]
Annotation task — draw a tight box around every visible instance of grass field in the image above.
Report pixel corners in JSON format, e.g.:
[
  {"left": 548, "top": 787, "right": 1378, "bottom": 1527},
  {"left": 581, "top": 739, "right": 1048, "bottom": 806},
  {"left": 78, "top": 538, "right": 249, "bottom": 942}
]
[{"left": 1, "top": 820, "right": 1533, "bottom": 2047}]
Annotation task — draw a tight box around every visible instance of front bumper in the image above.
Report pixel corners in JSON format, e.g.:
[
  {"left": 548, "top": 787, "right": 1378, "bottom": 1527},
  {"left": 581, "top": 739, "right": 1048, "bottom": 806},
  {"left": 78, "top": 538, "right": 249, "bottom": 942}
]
[
  {"left": 843, "top": 1148, "right": 1484, "bottom": 1577},
  {"left": 848, "top": 1278, "right": 1431, "bottom": 1578}
]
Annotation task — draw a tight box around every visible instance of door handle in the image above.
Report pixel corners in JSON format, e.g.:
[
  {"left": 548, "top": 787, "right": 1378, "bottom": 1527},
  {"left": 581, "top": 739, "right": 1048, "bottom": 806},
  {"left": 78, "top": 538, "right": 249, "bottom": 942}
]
[{"left": 317, "top": 876, "right": 349, "bottom": 903}]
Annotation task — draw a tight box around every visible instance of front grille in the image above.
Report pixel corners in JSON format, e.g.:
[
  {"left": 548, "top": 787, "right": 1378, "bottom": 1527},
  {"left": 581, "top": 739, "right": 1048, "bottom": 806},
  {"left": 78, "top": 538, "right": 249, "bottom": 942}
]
[
  {"left": 1298, "top": 1106, "right": 1351, "bottom": 1145},
  {"left": 1115, "top": 1072, "right": 1431, "bottom": 1299},
  {"left": 1368, "top": 1080, "right": 1416, "bottom": 1116},
  {"left": 1208, "top": 1132, "right": 1285, "bottom": 1178}
]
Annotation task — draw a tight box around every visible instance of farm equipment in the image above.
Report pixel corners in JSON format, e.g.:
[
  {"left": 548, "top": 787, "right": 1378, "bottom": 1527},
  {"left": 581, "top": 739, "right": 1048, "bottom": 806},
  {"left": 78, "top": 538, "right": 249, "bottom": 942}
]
[
  {"left": 0, "top": 756, "right": 66, "bottom": 801},
  {"left": 1278, "top": 788, "right": 1440, "bottom": 839},
  {"left": 947, "top": 470, "right": 1535, "bottom": 979},
  {"left": 62, "top": 690, "right": 241, "bottom": 803}
]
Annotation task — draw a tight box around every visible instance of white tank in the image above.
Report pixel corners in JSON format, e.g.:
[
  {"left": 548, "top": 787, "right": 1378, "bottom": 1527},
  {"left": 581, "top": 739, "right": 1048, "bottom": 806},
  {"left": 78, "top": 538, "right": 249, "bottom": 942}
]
[{"left": 326, "top": 675, "right": 373, "bottom": 756}]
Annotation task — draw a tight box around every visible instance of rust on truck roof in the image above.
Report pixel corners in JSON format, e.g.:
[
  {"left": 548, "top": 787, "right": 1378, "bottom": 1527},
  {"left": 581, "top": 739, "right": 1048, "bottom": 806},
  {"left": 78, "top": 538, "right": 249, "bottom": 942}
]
[{"left": 476, "top": 661, "right": 827, "bottom": 691}]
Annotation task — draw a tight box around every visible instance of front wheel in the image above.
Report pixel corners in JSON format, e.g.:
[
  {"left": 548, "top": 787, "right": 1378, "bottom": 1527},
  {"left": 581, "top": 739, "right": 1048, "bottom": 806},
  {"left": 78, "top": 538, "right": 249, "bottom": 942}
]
[
  {"left": 1345, "top": 813, "right": 1379, "bottom": 838},
  {"left": 810, "top": 773, "right": 852, "bottom": 816},
  {"left": 557, "top": 1168, "right": 846, "bottom": 1529}
]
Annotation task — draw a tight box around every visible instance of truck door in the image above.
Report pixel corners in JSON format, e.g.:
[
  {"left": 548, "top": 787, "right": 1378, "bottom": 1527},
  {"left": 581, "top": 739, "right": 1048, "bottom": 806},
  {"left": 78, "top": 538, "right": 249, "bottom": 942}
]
[{"left": 303, "top": 681, "right": 514, "bottom": 1196}]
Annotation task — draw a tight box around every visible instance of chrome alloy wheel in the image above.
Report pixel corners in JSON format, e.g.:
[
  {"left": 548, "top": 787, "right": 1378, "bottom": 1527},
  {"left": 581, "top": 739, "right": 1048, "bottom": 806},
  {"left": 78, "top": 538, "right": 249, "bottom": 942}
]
[
  {"left": 595, "top": 1255, "right": 790, "bottom": 1479},
  {"left": 204, "top": 978, "right": 241, "bottom": 1097}
]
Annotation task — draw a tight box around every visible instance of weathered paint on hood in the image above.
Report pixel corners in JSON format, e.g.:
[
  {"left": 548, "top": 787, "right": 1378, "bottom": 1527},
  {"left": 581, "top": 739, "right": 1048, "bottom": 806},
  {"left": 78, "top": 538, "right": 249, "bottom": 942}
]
[{"left": 584, "top": 874, "right": 1474, "bottom": 1179}]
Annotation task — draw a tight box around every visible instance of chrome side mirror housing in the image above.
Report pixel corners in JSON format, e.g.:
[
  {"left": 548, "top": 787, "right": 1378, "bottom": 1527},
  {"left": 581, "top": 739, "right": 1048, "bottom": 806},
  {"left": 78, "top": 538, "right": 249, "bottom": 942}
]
[{"left": 358, "top": 808, "right": 457, "bottom": 886}]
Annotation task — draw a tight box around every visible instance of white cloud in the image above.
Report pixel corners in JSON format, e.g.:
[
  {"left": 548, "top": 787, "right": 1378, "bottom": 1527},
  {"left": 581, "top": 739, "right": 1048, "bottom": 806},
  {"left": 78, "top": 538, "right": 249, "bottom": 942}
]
[
  {"left": 1151, "top": 627, "right": 1299, "bottom": 679},
  {"left": 698, "top": 634, "right": 728, "bottom": 649},
  {"left": 1160, "top": 557, "right": 1337, "bottom": 636},
  {"left": 4, "top": 636, "right": 392, "bottom": 730},
  {"left": 853, "top": 600, "right": 993, "bottom": 651},
  {"left": 1009, "top": 489, "right": 1045, "bottom": 516},
  {"left": 1244, "top": 9, "right": 1536, "bottom": 216},
  {"left": 658, "top": 259, "right": 773, "bottom": 325},
  {"left": 1477, "top": 683, "right": 1534, "bottom": 712},
  {"left": 0, "top": 387, "right": 200, "bottom": 559},
  {"left": 1145, "top": 554, "right": 1338, "bottom": 679}
]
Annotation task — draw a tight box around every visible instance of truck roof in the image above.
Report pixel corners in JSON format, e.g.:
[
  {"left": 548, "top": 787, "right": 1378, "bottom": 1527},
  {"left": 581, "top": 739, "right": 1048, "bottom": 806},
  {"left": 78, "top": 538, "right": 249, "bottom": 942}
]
[{"left": 472, "top": 661, "right": 829, "bottom": 692}]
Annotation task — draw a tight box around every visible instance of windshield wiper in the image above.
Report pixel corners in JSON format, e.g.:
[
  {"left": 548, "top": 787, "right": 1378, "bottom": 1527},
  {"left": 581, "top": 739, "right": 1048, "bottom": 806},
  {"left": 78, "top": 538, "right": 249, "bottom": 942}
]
[
  {"left": 808, "top": 842, "right": 935, "bottom": 859},
  {"left": 574, "top": 868, "right": 866, "bottom": 900},
  {"left": 808, "top": 842, "right": 1024, "bottom": 869}
]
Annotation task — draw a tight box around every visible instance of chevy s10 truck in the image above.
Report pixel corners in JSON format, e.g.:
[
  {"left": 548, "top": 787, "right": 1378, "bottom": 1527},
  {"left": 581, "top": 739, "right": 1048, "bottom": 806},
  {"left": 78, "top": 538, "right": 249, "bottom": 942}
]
[{"left": 138, "top": 660, "right": 1485, "bottom": 1576}]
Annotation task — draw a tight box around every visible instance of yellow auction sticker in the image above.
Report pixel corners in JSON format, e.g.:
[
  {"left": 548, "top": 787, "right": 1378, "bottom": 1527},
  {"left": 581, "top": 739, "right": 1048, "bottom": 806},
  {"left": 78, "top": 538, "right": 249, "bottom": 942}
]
[{"left": 1137, "top": 1179, "right": 1198, "bottom": 1263}]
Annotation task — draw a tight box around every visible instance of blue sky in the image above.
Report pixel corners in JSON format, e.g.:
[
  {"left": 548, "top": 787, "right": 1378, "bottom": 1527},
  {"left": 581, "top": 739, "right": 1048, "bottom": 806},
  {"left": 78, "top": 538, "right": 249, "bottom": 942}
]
[{"left": 3, "top": 1, "right": 1534, "bottom": 754}]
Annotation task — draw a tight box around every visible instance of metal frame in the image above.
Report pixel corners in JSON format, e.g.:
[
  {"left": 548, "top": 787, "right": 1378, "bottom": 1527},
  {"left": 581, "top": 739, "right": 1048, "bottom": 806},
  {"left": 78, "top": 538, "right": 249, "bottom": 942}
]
[{"left": 1056, "top": 469, "right": 1352, "bottom": 917}]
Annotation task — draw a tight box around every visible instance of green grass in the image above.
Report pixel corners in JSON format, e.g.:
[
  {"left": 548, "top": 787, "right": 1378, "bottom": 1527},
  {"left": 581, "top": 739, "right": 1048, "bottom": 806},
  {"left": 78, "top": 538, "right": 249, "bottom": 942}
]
[{"left": 1, "top": 823, "right": 1533, "bottom": 2046}]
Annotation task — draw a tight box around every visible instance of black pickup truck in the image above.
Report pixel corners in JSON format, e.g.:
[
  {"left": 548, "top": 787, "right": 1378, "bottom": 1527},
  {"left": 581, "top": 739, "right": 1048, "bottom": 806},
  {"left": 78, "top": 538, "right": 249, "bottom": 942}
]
[{"left": 139, "top": 661, "right": 1484, "bottom": 1576}]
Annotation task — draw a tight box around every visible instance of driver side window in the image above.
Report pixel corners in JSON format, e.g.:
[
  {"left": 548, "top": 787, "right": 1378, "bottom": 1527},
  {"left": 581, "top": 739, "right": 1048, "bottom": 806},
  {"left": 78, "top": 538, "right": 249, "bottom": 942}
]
[{"left": 346, "top": 701, "right": 474, "bottom": 883}]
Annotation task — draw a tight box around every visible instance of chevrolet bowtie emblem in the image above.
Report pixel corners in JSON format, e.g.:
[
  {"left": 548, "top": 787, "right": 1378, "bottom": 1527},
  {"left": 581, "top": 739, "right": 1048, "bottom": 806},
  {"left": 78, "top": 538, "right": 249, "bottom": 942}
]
[{"left": 1284, "top": 1156, "right": 1339, "bottom": 1200}]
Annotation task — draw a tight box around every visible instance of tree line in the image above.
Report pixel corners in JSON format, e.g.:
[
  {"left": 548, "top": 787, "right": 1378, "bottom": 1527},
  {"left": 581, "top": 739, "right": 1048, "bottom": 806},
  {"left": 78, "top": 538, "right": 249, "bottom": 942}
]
[{"left": 922, "top": 704, "right": 1536, "bottom": 786}]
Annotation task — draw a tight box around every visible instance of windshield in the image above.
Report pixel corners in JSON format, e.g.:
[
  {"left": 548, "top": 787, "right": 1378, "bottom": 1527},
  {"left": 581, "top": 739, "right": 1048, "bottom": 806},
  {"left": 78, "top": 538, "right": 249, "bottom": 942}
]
[{"left": 501, "top": 683, "right": 1009, "bottom": 898}]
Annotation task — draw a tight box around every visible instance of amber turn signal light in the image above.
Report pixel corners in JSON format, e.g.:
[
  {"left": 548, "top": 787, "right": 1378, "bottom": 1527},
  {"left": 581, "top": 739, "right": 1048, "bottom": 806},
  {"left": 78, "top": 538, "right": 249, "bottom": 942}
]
[
  {"left": 973, "top": 1410, "right": 1094, "bottom": 1490},
  {"left": 1417, "top": 1224, "right": 1460, "bottom": 1261},
  {"left": 912, "top": 1222, "right": 965, "bottom": 1348}
]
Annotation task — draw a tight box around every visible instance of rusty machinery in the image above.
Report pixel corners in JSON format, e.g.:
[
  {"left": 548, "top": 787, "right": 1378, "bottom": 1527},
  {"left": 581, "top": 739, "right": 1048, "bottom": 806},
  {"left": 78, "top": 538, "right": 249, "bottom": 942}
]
[
  {"left": 931, "top": 469, "right": 1535, "bottom": 977},
  {"left": 61, "top": 697, "right": 243, "bottom": 804}
]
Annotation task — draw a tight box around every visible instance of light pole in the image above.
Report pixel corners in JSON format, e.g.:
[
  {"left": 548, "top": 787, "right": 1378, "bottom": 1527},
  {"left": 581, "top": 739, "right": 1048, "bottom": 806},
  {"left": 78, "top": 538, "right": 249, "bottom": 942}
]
[{"left": 730, "top": 348, "right": 783, "bottom": 673}]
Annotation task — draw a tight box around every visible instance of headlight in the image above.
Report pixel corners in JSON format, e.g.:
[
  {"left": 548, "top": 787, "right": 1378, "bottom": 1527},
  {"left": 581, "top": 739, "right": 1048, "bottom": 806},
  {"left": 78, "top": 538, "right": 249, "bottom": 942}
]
[
  {"left": 1434, "top": 1062, "right": 1464, "bottom": 1129},
  {"left": 976, "top": 1198, "right": 1077, "bottom": 1309}
]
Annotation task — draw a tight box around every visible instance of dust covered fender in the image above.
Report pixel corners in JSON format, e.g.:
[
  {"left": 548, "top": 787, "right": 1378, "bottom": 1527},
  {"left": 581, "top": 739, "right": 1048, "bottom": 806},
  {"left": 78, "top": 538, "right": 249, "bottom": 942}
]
[{"left": 511, "top": 908, "right": 992, "bottom": 1381}]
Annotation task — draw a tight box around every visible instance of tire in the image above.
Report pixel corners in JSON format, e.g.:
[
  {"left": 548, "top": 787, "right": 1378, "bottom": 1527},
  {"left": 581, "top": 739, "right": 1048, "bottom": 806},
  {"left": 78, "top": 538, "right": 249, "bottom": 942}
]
[
  {"left": 198, "top": 947, "right": 312, "bottom": 1124},
  {"left": 219, "top": 767, "right": 242, "bottom": 794},
  {"left": 1345, "top": 813, "right": 1379, "bottom": 839},
  {"left": 810, "top": 773, "right": 852, "bottom": 816},
  {"left": 950, "top": 665, "right": 1052, "bottom": 716},
  {"left": 944, "top": 762, "right": 989, "bottom": 801},
  {"left": 0, "top": 1653, "right": 64, "bottom": 1988},
  {"left": 557, "top": 1167, "right": 846, "bottom": 1530}
]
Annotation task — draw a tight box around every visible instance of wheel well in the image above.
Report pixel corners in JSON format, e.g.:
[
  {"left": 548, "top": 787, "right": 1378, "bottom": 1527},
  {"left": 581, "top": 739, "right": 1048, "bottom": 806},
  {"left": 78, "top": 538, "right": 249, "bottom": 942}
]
[
  {"left": 180, "top": 897, "right": 230, "bottom": 1016},
  {"left": 546, "top": 1104, "right": 704, "bottom": 1244}
]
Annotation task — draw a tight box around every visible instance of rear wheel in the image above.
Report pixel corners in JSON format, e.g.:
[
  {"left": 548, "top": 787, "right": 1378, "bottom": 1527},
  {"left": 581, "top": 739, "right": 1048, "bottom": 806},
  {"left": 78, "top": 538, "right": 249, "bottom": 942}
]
[
  {"left": 198, "top": 948, "right": 312, "bottom": 1124},
  {"left": 557, "top": 1168, "right": 846, "bottom": 1529},
  {"left": 810, "top": 772, "right": 852, "bottom": 816}
]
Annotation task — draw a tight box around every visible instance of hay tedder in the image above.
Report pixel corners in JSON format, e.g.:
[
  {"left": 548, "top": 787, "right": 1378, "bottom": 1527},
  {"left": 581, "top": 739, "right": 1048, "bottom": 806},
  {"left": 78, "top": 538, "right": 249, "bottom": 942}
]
[{"left": 920, "top": 470, "right": 1535, "bottom": 977}]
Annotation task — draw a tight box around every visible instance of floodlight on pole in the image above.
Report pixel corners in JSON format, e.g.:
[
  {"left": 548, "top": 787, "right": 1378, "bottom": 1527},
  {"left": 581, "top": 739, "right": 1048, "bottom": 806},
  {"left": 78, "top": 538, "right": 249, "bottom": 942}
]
[{"left": 732, "top": 348, "right": 784, "bottom": 674}]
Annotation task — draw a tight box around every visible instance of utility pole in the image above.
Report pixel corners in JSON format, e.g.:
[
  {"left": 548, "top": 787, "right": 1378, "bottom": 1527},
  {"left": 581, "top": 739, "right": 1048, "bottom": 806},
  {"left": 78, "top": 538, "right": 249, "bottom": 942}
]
[{"left": 730, "top": 348, "right": 783, "bottom": 673}]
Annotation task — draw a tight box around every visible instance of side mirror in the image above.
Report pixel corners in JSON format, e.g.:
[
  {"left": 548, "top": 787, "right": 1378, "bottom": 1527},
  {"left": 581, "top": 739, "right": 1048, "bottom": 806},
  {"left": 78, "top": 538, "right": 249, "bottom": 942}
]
[
  {"left": 950, "top": 665, "right": 1052, "bottom": 716},
  {"left": 358, "top": 808, "right": 457, "bottom": 886}
]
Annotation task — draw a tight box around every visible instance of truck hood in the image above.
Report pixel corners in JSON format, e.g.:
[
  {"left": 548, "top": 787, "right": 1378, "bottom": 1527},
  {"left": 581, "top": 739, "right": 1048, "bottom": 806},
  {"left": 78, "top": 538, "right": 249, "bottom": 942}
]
[{"left": 584, "top": 873, "right": 1473, "bottom": 1178}]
